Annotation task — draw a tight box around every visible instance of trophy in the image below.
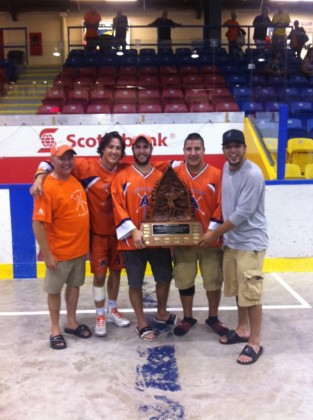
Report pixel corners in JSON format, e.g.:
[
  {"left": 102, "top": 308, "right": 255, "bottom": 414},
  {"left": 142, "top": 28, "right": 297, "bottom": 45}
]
[{"left": 140, "top": 166, "right": 203, "bottom": 246}]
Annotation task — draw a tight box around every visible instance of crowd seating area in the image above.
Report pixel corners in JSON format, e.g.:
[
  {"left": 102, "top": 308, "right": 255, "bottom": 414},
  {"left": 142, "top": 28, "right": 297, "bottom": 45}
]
[{"left": 36, "top": 46, "right": 313, "bottom": 117}]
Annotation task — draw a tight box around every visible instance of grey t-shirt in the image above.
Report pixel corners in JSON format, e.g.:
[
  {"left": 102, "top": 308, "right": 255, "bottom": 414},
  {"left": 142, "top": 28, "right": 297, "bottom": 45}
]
[{"left": 222, "top": 159, "right": 268, "bottom": 251}]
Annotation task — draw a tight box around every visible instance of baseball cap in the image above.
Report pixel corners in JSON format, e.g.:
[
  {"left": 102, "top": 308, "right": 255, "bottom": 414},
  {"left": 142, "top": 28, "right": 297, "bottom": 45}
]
[
  {"left": 222, "top": 129, "right": 246, "bottom": 146},
  {"left": 50, "top": 144, "right": 77, "bottom": 157},
  {"left": 132, "top": 134, "right": 153, "bottom": 146}
]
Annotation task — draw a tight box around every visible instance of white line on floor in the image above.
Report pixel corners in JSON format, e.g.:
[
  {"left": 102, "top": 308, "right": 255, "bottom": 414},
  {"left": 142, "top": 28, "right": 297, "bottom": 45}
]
[
  {"left": 0, "top": 273, "right": 311, "bottom": 316},
  {"left": 271, "top": 273, "right": 312, "bottom": 308}
]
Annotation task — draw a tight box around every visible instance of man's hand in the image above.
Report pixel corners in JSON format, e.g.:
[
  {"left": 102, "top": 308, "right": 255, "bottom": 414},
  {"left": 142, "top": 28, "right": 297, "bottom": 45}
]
[
  {"left": 131, "top": 228, "right": 145, "bottom": 249},
  {"left": 198, "top": 230, "right": 219, "bottom": 247},
  {"left": 44, "top": 253, "right": 58, "bottom": 270},
  {"left": 30, "top": 173, "right": 46, "bottom": 197}
]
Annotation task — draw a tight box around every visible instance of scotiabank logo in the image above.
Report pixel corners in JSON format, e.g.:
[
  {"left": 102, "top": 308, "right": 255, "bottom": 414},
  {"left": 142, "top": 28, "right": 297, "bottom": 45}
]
[
  {"left": 37, "top": 128, "right": 58, "bottom": 153},
  {"left": 37, "top": 129, "right": 170, "bottom": 154}
]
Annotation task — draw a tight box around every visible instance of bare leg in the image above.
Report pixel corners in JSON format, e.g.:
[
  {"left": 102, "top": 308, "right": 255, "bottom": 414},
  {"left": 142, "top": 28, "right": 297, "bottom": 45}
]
[
  {"left": 179, "top": 295, "right": 193, "bottom": 319},
  {"left": 107, "top": 269, "right": 121, "bottom": 301},
  {"left": 206, "top": 289, "right": 221, "bottom": 317},
  {"left": 237, "top": 304, "right": 262, "bottom": 363},
  {"left": 155, "top": 281, "right": 171, "bottom": 320},
  {"left": 48, "top": 293, "right": 61, "bottom": 336},
  {"left": 65, "top": 285, "right": 80, "bottom": 329}
]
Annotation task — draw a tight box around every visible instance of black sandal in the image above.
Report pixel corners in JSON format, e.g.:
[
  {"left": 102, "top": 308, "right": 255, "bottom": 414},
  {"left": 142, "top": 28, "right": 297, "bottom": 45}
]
[{"left": 50, "top": 334, "right": 67, "bottom": 350}]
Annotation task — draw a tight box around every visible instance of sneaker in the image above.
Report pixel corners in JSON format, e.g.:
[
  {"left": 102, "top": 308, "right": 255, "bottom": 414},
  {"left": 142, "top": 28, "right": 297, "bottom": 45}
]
[
  {"left": 95, "top": 314, "right": 107, "bottom": 337},
  {"left": 174, "top": 317, "right": 197, "bottom": 337},
  {"left": 107, "top": 307, "right": 130, "bottom": 327}
]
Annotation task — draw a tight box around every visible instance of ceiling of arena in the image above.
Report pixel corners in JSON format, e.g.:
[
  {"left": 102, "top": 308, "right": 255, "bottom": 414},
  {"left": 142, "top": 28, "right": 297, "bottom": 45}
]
[{"left": 0, "top": 1, "right": 308, "bottom": 22}]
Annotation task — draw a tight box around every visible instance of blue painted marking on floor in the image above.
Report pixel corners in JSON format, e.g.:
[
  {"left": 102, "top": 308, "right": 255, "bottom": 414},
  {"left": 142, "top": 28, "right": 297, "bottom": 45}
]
[
  {"left": 136, "top": 345, "right": 181, "bottom": 392},
  {"left": 139, "top": 395, "right": 185, "bottom": 420}
]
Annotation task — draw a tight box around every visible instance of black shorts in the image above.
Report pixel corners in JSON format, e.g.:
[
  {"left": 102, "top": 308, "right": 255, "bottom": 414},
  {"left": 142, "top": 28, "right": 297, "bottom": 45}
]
[{"left": 122, "top": 248, "right": 173, "bottom": 288}]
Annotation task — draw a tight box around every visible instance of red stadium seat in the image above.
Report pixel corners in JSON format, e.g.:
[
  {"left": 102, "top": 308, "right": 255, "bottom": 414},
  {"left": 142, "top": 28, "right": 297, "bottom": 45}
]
[
  {"left": 37, "top": 104, "right": 60, "bottom": 114},
  {"left": 162, "top": 87, "right": 184, "bottom": 101},
  {"left": 163, "top": 102, "right": 188, "bottom": 113},
  {"left": 112, "top": 103, "right": 137, "bottom": 113},
  {"left": 67, "top": 88, "right": 90, "bottom": 112},
  {"left": 86, "top": 103, "right": 111, "bottom": 114},
  {"left": 160, "top": 74, "right": 182, "bottom": 87},
  {"left": 89, "top": 87, "right": 114, "bottom": 104},
  {"left": 95, "top": 75, "right": 116, "bottom": 87},
  {"left": 43, "top": 87, "right": 66, "bottom": 111},
  {"left": 114, "top": 88, "right": 137, "bottom": 102},
  {"left": 62, "top": 103, "right": 85, "bottom": 114},
  {"left": 182, "top": 74, "right": 204, "bottom": 88},
  {"left": 138, "top": 88, "right": 161, "bottom": 102},
  {"left": 215, "top": 102, "right": 240, "bottom": 112},
  {"left": 138, "top": 102, "right": 162, "bottom": 113},
  {"left": 179, "top": 65, "right": 199, "bottom": 75},
  {"left": 138, "top": 75, "right": 160, "bottom": 88},
  {"left": 189, "top": 102, "right": 214, "bottom": 112}
]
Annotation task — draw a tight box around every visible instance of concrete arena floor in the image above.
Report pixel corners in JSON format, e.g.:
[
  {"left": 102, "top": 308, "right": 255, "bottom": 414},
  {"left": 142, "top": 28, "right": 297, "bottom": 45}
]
[{"left": 1, "top": 273, "right": 313, "bottom": 420}]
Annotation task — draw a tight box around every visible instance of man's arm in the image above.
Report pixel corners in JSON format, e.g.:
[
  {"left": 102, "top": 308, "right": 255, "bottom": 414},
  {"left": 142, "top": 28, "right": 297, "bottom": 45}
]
[
  {"left": 32, "top": 220, "right": 57, "bottom": 269},
  {"left": 198, "top": 219, "right": 236, "bottom": 247}
]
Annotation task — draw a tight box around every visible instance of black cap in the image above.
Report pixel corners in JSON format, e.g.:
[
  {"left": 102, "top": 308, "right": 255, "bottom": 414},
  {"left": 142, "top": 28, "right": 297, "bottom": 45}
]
[{"left": 222, "top": 129, "right": 246, "bottom": 146}]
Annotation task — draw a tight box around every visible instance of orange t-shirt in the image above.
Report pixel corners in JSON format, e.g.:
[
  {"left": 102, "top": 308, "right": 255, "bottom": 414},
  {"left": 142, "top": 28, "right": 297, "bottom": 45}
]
[
  {"left": 172, "top": 162, "right": 222, "bottom": 231},
  {"left": 84, "top": 10, "right": 101, "bottom": 38},
  {"left": 111, "top": 165, "right": 163, "bottom": 251},
  {"left": 33, "top": 174, "right": 89, "bottom": 261},
  {"left": 73, "top": 158, "right": 128, "bottom": 235},
  {"left": 224, "top": 19, "right": 240, "bottom": 41}
]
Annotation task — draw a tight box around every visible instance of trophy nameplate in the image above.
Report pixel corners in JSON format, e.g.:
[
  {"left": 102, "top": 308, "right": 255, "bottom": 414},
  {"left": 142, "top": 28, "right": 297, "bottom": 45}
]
[{"left": 140, "top": 166, "right": 203, "bottom": 246}]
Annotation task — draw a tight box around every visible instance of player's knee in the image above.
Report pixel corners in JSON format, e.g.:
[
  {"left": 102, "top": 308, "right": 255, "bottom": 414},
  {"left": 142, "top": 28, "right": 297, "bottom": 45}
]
[
  {"left": 179, "top": 285, "right": 195, "bottom": 296},
  {"left": 93, "top": 286, "right": 106, "bottom": 302}
]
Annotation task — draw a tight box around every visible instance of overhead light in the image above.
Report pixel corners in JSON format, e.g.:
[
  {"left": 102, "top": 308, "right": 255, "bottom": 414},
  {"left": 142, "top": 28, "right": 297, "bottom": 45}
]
[
  {"left": 53, "top": 48, "right": 61, "bottom": 57},
  {"left": 191, "top": 50, "right": 199, "bottom": 59},
  {"left": 116, "top": 47, "right": 124, "bottom": 56},
  {"left": 71, "top": 0, "right": 137, "bottom": 2}
]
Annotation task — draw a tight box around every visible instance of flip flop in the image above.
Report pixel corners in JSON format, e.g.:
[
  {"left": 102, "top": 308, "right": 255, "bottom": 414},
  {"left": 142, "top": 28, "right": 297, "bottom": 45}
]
[
  {"left": 219, "top": 329, "right": 249, "bottom": 345},
  {"left": 205, "top": 318, "right": 230, "bottom": 337},
  {"left": 50, "top": 334, "right": 67, "bottom": 350},
  {"left": 237, "top": 345, "right": 264, "bottom": 365},
  {"left": 154, "top": 313, "right": 178, "bottom": 325},
  {"left": 64, "top": 324, "right": 92, "bottom": 339},
  {"left": 136, "top": 326, "right": 157, "bottom": 342}
]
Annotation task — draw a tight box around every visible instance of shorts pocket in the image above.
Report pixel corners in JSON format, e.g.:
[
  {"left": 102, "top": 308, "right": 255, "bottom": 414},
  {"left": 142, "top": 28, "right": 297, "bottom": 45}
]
[{"left": 242, "top": 270, "right": 264, "bottom": 301}]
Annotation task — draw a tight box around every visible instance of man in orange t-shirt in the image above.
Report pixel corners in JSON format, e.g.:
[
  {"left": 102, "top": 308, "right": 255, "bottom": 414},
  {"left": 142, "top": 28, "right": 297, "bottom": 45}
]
[
  {"left": 33, "top": 144, "right": 91, "bottom": 350},
  {"left": 84, "top": 7, "right": 101, "bottom": 50}
]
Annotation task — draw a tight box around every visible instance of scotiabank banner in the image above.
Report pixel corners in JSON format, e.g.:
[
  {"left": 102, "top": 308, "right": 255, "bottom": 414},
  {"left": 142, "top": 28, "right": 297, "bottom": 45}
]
[{"left": 0, "top": 122, "right": 243, "bottom": 183}]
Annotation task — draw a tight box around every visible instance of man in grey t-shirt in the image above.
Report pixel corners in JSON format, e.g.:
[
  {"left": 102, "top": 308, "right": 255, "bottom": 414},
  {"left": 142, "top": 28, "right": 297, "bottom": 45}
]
[{"left": 199, "top": 129, "right": 268, "bottom": 365}]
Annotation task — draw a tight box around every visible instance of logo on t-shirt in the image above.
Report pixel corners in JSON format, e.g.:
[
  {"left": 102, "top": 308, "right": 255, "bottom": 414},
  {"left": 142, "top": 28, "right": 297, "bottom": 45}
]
[{"left": 71, "top": 190, "right": 88, "bottom": 216}]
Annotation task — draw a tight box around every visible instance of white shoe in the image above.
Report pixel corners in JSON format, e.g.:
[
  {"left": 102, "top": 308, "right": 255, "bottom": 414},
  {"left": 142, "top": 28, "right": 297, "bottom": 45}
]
[
  {"left": 107, "top": 307, "right": 130, "bottom": 327},
  {"left": 95, "top": 314, "right": 107, "bottom": 336}
]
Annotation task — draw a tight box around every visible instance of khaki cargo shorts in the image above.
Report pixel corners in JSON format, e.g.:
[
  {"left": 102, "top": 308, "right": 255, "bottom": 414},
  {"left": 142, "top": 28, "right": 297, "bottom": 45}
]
[
  {"left": 223, "top": 247, "right": 265, "bottom": 307},
  {"left": 173, "top": 246, "right": 223, "bottom": 291}
]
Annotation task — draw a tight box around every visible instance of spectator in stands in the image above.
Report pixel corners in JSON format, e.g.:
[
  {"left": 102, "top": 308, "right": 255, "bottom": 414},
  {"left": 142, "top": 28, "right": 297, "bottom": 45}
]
[
  {"left": 253, "top": 7, "right": 272, "bottom": 49},
  {"left": 147, "top": 9, "right": 182, "bottom": 50},
  {"left": 83, "top": 6, "right": 102, "bottom": 51},
  {"left": 271, "top": 2, "right": 291, "bottom": 49},
  {"left": 263, "top": 49, "right": 285, "bottom": 77},
  {"left": 223, "top": 11, "right": 246, "bottom": 57},
  {"left": 288, "top": 20, "right": 308, "bottom": 57},
  {"left": 113, "top": 10, "right": 128, "bottom": 51},
  {"left": 301, "top": 47, "right": 313, "bottom": 76}
]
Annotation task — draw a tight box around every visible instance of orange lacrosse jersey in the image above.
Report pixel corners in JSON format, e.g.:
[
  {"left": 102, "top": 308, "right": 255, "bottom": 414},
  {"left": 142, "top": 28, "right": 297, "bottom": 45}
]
[
  {"left": 111, "top": 165, "right": 163, "bottom": 250},
  {"left": 33, "top": 174, "right": 89, "bottom": 261},
  {"left": 73, "top": 158, "right": 127, "bottom": 235},
  {"left": 172, "top": 161, "right": 223, "bottom": 234}
]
